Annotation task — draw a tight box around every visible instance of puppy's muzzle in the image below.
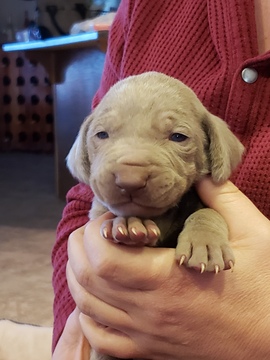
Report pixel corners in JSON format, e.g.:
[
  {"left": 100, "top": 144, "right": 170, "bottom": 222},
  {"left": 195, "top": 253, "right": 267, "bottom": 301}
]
[{"left": 114, "top": 164, "right": 149, "bottom": 195}]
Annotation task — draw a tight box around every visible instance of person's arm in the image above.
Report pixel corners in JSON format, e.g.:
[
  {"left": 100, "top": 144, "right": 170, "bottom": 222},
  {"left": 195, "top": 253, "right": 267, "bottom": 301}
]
[
  {"left": 52, "top": 307, "right": 90, "bottom": 360},
  {"left": 51, "top": 183, "right": 93, "bottom": 351},
  {"left": 66, "top": 178, "right": 270, "bottom": 360}
]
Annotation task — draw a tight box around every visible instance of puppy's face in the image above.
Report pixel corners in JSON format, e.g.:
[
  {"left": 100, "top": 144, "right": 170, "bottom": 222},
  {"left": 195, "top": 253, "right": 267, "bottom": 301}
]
[{"left": 67, "top": 72, "right": 244, "bottom": 218}]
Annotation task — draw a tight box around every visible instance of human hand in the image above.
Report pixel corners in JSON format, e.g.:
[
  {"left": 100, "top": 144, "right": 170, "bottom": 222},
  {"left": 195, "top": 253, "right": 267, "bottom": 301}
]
[
  {"left": 52, "top": 305, "right": 91, "bottom": 359},
  {"left": 67, "top": 178, "right": 270, "bottom": 360},
  {"left": 101, "top": 215, "right": 160, "bottom": 246}
]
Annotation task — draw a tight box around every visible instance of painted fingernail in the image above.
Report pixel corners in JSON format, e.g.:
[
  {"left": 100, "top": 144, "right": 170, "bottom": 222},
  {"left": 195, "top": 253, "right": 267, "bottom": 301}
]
[
  {"left": 152, "top": 228, "right": 160, "bottom": 238},
  {"left": 118, "top": 226, "right": 126, "bottom": 236},
  {"left": 102, "top": 228, "right": 108, "bottom": 239},
  {"left": 131, "top": 227, "right": 137, "bottom": 236}
]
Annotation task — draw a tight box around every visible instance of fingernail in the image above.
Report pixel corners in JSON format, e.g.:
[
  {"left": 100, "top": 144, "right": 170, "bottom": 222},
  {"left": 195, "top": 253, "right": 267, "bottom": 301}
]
[
  {"left": 102, "top": 228, "right": 108, "bottom": 239},
  {"left": 152, "top": 228, "right": 160, "bottom": 237},
  {"left": 118, "top": 226, "right": 126, "bottom": 236}
]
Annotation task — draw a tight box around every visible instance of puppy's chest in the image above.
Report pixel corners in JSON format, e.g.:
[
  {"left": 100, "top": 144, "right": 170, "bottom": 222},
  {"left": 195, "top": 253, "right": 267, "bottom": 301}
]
[{"left": 156, "top": 187, "right": 203, "bottom": 248}]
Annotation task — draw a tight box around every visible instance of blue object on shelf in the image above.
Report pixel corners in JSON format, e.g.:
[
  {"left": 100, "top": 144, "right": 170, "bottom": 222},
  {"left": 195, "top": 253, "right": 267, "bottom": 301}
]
[{"left": 2, "top": 32, "right": 98, "bottom": 51}]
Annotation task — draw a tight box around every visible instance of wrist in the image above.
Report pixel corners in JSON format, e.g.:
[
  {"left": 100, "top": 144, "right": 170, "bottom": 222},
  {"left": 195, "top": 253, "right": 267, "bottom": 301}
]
[{"left": 52, "top": 308, "right": 91, "bottom": 360}]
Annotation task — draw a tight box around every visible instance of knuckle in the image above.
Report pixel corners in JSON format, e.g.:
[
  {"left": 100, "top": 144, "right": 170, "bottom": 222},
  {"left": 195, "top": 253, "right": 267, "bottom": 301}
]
[
  {"left": 93, "top": 253, "right": 117, "bottom": 279},
  {"left": 67, "top": 260, "right": 93, "bottom": 294},
  {"left": 76, "top": 266, "right": 91, "bottom": 287},
  {"left": 79, "top": 297, "right": 94, "bottom": 318},
  {"left": 71, "top": 288, "right": 95, "bottom": 319},
  {"left": 68, "top": 225, "right": 85, "bottom": 245},
  {"left": 74, "top": 291, "right": 86, "bottom": 312}
]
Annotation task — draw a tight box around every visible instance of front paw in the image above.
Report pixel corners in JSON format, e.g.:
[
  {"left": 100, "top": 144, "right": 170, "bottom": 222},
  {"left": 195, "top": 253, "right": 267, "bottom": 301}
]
[
  {"left": 100, "top": 216, "right": 160, "bottom": 246},
  {"left": 175, "top": 209, "right": 235, "bottom": 273}
]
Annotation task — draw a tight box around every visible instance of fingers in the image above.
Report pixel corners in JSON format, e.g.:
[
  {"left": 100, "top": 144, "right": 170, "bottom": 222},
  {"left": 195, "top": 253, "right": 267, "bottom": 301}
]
[
  {"left": 196, "top": 177, "right": 269, "bottom": 238},
  {"left": 67, "top": 218, "right": 177, "bottom": 315},
  {"left": 66, "top": 261, "right": 132, "bottom": 331},
  {"left": 79, "top": 314, "right": 142, "bottom": 359},
  {"left": 67, "top": 213, "right": 115, "bottom": 289},
  {"left": 101, "top": 217, "right": 160, "bottom": 246},
  {"left": 83, "top": 219, "right": 176, "bottom": 289}
]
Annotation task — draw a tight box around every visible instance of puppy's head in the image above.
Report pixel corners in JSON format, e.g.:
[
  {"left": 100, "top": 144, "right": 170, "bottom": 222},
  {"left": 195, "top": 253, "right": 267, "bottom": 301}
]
[{"left": 67, "top": 72, "right": 244, "bottom": 217}]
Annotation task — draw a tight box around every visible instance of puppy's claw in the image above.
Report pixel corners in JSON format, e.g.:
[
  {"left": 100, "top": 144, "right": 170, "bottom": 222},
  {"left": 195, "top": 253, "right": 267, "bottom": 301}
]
[
  {"left": 214, "top": 264, "right": 220, "bottom": 274},
  {"left": 228, "top": 260, "right": 234, "bottom": 272},
  {"left": 179, "top": 255, "right": 186, "bottom": 266},
  {"left": 200, "top": 263, "right": 206, "bottom": 274}
]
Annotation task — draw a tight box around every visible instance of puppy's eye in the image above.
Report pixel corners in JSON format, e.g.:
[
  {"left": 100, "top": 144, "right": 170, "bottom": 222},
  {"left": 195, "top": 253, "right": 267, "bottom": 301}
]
[
  {"left": 96, "top": 131, "right": 109, "bottom": 139},
  {"left": 169, "top": 133, "right": 188, "bottom": 142}
]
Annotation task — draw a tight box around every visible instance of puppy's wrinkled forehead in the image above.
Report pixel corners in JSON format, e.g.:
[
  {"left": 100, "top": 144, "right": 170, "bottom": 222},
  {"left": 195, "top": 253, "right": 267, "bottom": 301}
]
[
  {"left": 93, "top": 72, "right": 205, "bottom": 129},
  {"left": 102, "top": 73, "right": 199, "bottom": 113}
]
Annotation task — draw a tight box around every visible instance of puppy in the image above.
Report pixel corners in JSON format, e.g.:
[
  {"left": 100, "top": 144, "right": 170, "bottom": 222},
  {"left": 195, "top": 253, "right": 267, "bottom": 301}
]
[{"left": 67, "top": 71, "right": 244, "bottom": 360}]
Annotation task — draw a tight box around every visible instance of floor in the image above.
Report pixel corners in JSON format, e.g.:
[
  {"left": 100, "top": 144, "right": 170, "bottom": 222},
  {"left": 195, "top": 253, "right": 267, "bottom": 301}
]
[{"left": 0, "top": 152, "right": 65, "bottom": 326}]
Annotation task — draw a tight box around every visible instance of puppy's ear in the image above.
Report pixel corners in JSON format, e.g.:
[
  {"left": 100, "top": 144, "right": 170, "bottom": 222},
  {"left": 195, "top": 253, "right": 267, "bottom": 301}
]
[
  {"left": 203, "top": 113, "right": 245, "bottom": 183},
  {"left": 66, "top": 114, "right": 93, "bottom": 184}
]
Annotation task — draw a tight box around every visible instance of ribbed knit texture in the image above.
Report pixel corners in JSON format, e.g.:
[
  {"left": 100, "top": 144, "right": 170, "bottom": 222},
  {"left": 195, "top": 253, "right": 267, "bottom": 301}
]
[{"left": 52, "top": 0, "right": 270, "bottom": 351}]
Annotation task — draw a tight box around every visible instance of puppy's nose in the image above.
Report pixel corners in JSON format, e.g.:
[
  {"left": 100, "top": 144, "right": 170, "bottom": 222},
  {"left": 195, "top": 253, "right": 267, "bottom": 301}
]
[{"left": 114, "top": 166, "right": 148, "bottom": 193}]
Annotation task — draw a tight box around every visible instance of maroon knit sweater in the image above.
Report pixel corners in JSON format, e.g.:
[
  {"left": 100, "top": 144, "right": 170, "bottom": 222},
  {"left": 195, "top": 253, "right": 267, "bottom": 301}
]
[{"left": 52, "top": 0, "right": 270, "bottom": 351}]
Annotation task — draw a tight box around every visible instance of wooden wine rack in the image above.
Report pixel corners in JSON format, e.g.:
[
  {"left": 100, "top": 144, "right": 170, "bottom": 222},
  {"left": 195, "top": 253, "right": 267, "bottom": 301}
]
[{"left": 0, "top": 49, "right": 54, "bottom": 152}]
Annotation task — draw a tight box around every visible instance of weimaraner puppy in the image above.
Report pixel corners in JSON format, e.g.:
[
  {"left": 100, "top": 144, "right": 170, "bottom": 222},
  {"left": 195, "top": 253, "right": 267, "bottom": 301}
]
[{"left": 67, "top": 71, "right": 244, "bottom": 360}]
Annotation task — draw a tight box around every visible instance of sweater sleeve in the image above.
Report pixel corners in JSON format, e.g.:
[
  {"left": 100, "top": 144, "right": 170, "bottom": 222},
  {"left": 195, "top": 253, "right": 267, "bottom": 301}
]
[
  {"left": 92, "top": 0, "right": 134, "bottom": 107},
  {"left": 51, "top": 183, "right": 93, "bottom": 351}
]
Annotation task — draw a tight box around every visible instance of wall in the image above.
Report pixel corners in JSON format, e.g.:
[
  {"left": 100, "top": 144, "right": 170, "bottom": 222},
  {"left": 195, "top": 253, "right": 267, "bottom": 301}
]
[
  {"left": 0, "top": 48, "right": 54, "bottom": 152},
  {"left": 0, "top": 0, "right": 120, "bottom": 42}
]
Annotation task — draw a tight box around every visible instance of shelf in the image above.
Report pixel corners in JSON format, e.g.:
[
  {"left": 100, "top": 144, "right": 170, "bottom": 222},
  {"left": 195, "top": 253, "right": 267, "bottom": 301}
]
[{"left": 2, "top": 32, "right": 99, "bottom": 52}]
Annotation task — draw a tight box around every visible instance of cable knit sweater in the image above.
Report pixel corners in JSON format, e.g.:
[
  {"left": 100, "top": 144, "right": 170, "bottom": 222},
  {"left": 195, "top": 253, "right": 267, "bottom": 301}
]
[{"left": 52, "top": 0, "right": 270, "bottom": 351}]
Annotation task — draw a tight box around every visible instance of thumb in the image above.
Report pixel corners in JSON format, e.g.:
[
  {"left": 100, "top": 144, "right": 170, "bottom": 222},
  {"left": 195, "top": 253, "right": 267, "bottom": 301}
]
[
  {"left": 196, "top": 177, "right": 269, "bottom": 244},
  {"left": 52, "top": 307, "right": 90, "bottom": 359}
]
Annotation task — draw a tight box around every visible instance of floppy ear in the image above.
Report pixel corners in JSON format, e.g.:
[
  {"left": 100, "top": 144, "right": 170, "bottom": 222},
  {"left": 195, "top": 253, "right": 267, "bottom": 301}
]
[
  {"left": 66, "top": 114, "right": 93, "bottom": 185},
  {"left": 202, "top": 113, "right": 245, "bottom": 183}
]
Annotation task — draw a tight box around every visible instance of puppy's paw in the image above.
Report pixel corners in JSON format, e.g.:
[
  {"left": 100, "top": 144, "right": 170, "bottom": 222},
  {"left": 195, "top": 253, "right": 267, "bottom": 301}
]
[
  {"left": 101, "top": 217, "right": 160, "bottom": 246},
  {"left": 175, "top": 209, "right": 235, "bottom": 273},
  {"left": 175, "top": 237, "right": 235, "bottom": 273}
]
